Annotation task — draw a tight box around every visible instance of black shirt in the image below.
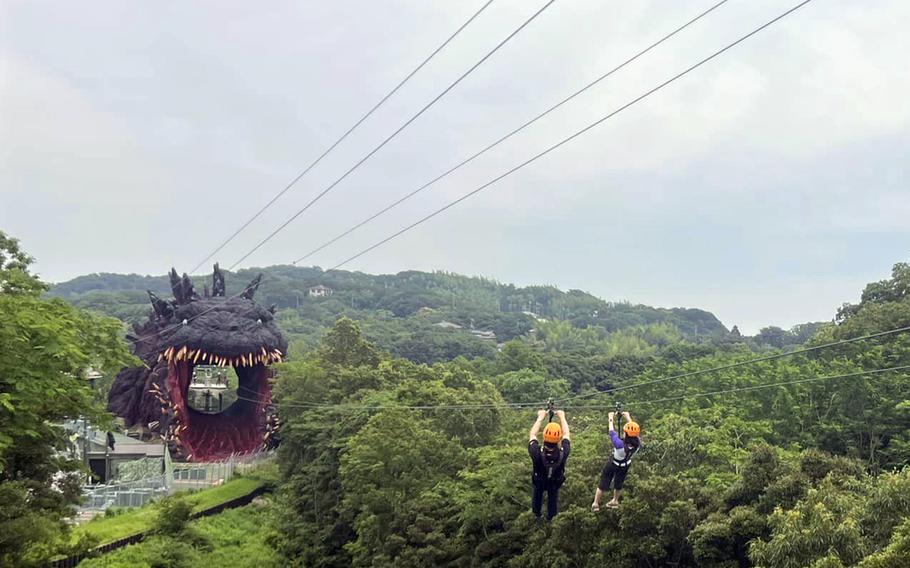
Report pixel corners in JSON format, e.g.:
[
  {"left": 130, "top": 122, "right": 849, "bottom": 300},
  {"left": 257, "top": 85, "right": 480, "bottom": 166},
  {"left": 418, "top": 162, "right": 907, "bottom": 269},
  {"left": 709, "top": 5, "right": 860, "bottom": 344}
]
[{"left": 529, "top": 438, "right": 570, "bottom": 487}]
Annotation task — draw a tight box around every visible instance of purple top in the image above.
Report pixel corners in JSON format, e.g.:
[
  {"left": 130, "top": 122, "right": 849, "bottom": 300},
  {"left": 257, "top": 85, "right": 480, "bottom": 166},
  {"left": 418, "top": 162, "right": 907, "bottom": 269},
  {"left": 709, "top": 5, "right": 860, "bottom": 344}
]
[{"left": 609, "top": 429, "right": 624, "bottom": 450}]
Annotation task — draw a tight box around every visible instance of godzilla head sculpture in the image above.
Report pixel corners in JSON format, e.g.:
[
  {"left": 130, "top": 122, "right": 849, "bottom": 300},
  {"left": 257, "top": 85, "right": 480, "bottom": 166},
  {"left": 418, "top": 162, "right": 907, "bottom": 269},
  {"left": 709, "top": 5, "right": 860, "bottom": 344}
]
[{"left": 108, "top": 264, "right": 287, "bottom": 461}]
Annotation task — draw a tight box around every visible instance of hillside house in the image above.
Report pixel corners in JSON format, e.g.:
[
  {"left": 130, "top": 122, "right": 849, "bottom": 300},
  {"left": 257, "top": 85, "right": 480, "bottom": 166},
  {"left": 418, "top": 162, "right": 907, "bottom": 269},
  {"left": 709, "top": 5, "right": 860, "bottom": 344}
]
[{"left": 308, "top": 284, "right": 334, "bottom": 298}]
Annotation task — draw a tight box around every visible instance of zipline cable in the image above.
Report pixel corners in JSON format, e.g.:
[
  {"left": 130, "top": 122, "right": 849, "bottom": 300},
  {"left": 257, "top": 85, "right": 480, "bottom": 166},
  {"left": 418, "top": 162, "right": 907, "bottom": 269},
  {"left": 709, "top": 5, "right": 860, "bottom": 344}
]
[
  {"left": 320, "top": 0, "right": 816, "bottom": 274},
  {"left": 565, "top": 364, "right": 910, "bottom": 409},
  {"left": 188, "top": 0, "right": 497, "bottom": 275},
  {"left": 230, "top": 364, "right": 910, "bottom": 411},
  {"left": 292, "top": 0, "right": 733, "bottom": 265},
  {"left": 227, "top": 0, "right": 557, "bottom": 271},
  {"left": 557, "top": 324, "right": 910, "bottom": 404}
]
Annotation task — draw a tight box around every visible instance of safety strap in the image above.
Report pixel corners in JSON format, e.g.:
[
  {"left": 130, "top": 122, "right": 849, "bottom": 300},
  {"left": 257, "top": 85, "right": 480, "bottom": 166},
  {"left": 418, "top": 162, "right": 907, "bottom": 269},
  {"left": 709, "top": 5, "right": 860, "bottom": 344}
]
[{"left": 545, "top": 446, "right": 565, "bottom": 480}]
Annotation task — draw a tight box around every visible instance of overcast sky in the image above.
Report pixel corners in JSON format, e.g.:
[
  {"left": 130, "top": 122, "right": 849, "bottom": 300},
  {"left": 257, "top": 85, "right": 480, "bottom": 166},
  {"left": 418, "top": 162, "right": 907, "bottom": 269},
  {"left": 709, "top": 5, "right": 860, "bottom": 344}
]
[{"left": 1, "top": 0, "right": 907, "bottom": 333}]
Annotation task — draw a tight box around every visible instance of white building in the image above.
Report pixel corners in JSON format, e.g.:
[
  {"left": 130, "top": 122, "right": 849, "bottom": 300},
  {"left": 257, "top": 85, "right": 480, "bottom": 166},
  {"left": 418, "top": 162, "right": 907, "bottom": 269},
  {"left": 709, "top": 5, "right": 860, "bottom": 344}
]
[{"left": 308, "top": 284, "right": 333, "bottom": 297}]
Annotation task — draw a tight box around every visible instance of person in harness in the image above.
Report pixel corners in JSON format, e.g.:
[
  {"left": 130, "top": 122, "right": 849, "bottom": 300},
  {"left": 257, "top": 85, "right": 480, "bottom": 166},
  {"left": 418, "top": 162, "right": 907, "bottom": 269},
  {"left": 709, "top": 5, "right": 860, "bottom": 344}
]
[
  {"left": 591, "top": 410, "right": 640, "bottom": 511},
  {"left": 528, "top": 408, "right": 571, "bottom": 520}
]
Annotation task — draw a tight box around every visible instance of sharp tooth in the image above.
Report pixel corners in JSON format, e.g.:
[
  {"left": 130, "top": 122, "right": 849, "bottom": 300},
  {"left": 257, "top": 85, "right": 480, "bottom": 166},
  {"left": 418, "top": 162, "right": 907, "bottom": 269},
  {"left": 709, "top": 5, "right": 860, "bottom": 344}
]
[
  {"left": 261, "top": 347, "right": 267, "bottom": 356},
  {"left": 193, "top": 350, "right": 202, "bottom": 364},
  {"left": 157, "top": 353, "right": 163, "bottom": 362},
  {"left": 178, "top": 346, "right": 187, "bottom": 360}
]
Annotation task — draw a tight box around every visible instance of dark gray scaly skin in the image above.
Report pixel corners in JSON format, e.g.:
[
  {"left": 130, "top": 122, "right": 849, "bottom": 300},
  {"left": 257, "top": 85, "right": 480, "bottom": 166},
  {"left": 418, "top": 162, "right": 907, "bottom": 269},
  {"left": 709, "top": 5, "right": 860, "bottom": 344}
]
[{"left": 108, "top": 265, "right": 287, "bottom": 461}]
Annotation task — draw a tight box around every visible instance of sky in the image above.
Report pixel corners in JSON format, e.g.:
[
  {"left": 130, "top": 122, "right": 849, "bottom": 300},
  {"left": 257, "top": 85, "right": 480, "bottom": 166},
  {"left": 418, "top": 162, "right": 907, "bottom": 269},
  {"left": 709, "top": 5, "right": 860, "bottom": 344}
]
[{"left": 1, "top": 0, "right": 907, "bottom": 333}]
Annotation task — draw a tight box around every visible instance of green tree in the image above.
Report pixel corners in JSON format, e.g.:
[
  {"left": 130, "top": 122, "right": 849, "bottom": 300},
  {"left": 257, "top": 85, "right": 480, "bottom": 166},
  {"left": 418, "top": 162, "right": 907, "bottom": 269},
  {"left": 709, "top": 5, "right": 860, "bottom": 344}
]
[
  {"left": 493, "top": 369, "right": 569, "bottom": 405},
  {"left": 318, "top": 317, "right": 381, "bottom": 368},
  {"left": 495, "top": 340, "right": 545, "bottom": 374},
  {"left": 339, "top": 411, "right": 465, "bottom": 567},
  {"left": 0, "top": 233, "right": 135, "bottom": 566},
  {"left": 0, "top": 231, "right": 47, "bottom": 295}
]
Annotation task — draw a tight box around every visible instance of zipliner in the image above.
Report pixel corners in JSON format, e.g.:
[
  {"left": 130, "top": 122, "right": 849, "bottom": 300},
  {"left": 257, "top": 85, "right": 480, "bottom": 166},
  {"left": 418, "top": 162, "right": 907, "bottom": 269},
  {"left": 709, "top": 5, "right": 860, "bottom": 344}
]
[
  {"left": 592, "top": 410, "right": 640, "bottom": 511},
  {"left": 528, "top": 408, "right": 571, "bottom": 520}
]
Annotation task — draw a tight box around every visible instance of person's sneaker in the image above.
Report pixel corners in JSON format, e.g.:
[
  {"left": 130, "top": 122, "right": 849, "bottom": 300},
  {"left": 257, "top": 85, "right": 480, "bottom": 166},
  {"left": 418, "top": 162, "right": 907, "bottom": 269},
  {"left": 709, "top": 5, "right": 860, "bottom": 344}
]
[
  {"left": 591, "top": 502, "right": 600, "bottom": 512},
  {"left": 606, "top": 501, "right": 619, "bottom": 509}
]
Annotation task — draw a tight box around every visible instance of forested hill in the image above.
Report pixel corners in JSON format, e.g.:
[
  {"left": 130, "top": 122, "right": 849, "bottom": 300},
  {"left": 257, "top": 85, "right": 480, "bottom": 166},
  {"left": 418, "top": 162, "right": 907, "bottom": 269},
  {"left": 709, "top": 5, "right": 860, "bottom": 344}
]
[{"left": 49, "top": 265, "right": 730, "bottom": 361}]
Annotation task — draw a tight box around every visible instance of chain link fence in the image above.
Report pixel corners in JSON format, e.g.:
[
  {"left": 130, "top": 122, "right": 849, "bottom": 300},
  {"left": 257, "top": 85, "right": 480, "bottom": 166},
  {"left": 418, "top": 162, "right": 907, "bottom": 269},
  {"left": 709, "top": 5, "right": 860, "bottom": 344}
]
[{"left": 77, "top": 451, "right": 273, "bottom": 517}]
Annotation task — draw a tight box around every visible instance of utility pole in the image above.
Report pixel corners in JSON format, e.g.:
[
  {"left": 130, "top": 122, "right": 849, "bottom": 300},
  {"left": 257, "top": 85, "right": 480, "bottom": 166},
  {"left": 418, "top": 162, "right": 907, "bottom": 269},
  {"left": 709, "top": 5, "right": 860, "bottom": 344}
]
[{"left": 84, "top": 369, "right": 102, "bottom": 482}]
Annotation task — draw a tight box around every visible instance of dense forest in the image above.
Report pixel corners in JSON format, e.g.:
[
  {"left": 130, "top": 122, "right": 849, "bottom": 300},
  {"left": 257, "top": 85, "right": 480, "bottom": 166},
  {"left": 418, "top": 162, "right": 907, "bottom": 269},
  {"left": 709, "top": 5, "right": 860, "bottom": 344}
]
[
  {"left": 4, "top": 227, "right": 910, "bottom": 567},
  {"left": 264, "top": 261, "right": 910, "bottom": 567},
  {"left": 48, "top": 265, "right": 824, "bottom": 368}
]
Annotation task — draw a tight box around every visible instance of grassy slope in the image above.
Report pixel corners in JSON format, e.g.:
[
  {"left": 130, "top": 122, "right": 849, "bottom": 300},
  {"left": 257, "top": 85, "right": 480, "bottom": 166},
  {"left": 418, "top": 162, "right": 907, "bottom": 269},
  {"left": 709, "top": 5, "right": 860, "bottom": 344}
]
[
  {"left": 76, "top": 502, "right": 279, "bottom": 568},
  {"left": 72, "top": 476, "right": 264, "bottom": 546}
]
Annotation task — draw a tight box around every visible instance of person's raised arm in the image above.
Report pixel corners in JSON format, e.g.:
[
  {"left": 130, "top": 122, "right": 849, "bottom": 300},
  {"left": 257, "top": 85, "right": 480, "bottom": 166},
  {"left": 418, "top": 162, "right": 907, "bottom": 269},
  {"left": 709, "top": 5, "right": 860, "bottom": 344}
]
[
  {"left": 529, "top": 409, "right": 547, "bottom": 442},
  {"left": 555, "top": 409, "right": 570, "bottom": 441},
  {"left": 608, "top": 411, "right": 624, "bottom": 449}
]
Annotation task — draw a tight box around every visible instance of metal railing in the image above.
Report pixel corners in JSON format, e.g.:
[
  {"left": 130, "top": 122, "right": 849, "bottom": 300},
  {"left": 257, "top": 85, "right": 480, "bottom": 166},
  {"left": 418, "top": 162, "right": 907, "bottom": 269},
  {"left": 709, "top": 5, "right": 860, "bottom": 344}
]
[
  {"left": 169, "top": 451, "right": 272, "bottom": 490},
  {"left": 77, "top": 450, "right": 273, "bottom": 515},
  {"left": 78, "top": 474, "right": 170, "bottom": 512}
]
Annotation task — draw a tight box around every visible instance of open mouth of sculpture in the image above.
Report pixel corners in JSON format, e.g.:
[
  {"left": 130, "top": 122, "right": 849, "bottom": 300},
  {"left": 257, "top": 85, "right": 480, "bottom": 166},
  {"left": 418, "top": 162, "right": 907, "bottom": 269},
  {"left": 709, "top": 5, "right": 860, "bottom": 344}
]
[{"left": 154, "top": 346, "right": 283, "bottom": 461}]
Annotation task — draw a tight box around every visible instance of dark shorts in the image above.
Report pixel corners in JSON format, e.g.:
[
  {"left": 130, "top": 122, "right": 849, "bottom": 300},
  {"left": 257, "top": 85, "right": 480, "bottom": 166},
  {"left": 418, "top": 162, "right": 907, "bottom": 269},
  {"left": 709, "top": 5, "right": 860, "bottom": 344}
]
[{"left": 599, "top": 461, "right": 629, "bottom": 491}]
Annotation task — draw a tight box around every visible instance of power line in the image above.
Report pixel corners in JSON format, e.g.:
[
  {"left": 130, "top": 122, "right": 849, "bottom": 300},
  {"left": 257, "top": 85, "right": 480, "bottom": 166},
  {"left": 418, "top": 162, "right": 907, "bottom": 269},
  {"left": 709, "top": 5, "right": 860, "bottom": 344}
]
[
  {"left": 293, "top": 0, "right": 733, "bottom": 265},
  {"left": 188, "top": 0, "right": 497, "bottom": 275},
  {"left": 227, "top": 0, "right": 557, "bottom": 271},
  {"left": 321, "top": 0, "right": 815, "bottom": 274},
  {"left": 140, "top": 0, "right": 808, "bottom": 347},
  {"left": 558, "top": 324, "right": 910, "bottom": 404},
  {"left": 129, "top": 0, "right": 813, "bottom": 350}
]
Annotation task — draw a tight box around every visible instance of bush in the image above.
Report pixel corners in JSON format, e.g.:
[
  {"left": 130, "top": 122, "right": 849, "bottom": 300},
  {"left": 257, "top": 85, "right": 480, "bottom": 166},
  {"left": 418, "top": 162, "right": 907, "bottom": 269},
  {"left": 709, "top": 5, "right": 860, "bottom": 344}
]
[{"left": 154, "top": 497, "right": 193, "bottom": 537}]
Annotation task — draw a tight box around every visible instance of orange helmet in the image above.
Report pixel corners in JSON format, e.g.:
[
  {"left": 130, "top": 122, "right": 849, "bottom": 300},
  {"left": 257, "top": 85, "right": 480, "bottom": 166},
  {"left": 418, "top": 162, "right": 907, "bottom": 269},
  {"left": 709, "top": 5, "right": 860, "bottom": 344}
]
[
  {"left": 543, "top": 422, "right": 563, "bottom": 444},
  {"left": 623, "top": 421, "right": 640, "bottom": 438}
]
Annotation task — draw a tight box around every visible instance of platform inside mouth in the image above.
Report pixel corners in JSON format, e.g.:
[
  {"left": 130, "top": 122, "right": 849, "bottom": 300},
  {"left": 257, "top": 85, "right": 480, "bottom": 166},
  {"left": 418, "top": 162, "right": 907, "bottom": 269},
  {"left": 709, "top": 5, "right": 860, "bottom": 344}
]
[{"left": 160, "top": 346, "right": 280, "bottom": 461}]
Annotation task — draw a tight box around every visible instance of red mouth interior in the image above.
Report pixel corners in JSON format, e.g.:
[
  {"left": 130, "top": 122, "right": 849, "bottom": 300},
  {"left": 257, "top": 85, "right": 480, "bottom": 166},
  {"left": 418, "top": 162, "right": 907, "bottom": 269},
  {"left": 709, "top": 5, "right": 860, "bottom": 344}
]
[{"left": 166, "top": 359, "right": 271, "bottom": 460}]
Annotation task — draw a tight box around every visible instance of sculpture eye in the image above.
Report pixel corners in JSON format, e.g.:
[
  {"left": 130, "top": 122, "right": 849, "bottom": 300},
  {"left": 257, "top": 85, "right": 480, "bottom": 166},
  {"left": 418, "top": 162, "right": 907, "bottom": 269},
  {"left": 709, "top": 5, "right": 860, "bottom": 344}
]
[
  {"left": 182, "top": 319, "right": 188, "bottom": 326},
  {"left": 257, "top": 318, "right": 262, "bottom": 325}
]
